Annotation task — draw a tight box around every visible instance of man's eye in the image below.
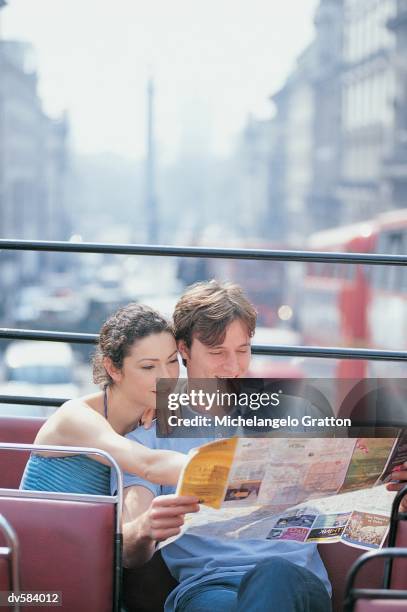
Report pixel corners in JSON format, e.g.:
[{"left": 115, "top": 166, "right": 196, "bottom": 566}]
[
  {"left": 209, "top": 352, "right": 222, "bottom": 355},
  {"left": 142, "top": 365, "right": 154, "bottom": 370}
]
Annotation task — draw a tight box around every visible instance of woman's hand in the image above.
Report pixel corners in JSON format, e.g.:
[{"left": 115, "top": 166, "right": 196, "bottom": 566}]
[{"left": 386, "top": 462, "right": 407, "bottom": 512}]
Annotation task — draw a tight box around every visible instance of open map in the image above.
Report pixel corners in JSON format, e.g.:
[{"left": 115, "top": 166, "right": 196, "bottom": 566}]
[{"left": 160, "top": 432, "right": 407, "bottom": 550}]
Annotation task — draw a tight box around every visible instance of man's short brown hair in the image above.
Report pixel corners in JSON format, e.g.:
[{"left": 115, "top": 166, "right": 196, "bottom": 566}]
[{"left": 173, "top": 280, "right": 257, "bottom": 350}]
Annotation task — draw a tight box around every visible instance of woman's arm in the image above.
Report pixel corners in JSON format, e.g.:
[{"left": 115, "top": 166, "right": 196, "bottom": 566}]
[{"left": 46, "top": 402, "right": 186, "bottom": 486}]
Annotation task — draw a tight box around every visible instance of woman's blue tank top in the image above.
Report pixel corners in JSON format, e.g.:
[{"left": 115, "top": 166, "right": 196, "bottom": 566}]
[{"left": 20, "top": 388, "right": 111, "bottom": 495}]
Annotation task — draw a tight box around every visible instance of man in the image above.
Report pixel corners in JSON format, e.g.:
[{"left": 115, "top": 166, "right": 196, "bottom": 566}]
[{"left": 115, "top": 280, "right": 405, "bottom": 612}]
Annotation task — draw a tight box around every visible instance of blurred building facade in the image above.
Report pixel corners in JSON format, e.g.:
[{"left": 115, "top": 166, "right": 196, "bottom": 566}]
[
  {"left": 0, "top": 39, "right": 70, "bottom": 296},
  {"left": 339, "top": 0, "right": 397, "bottom": 222},
  {"left": 268, "top": 0, "right": 343, "bottom": 242},
  {"left": 234, "top": 114, "right": 272, "bottom": 240},
  {"left": 269, "top": 46, "right": 317, "bottom": 243},
  {"left": 267, "top": 0, "right": 407, "bottom": 240},
  {"left": 308, "top": 0, "right": 344, "bottom": 230},
  {"left": 384, "top": 0, "right": 407, "bottom": 210}
]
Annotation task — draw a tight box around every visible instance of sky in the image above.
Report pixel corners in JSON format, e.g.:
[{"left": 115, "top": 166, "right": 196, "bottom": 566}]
[{"left": 2, "top": 0, "right": 318, "bottom": 162}]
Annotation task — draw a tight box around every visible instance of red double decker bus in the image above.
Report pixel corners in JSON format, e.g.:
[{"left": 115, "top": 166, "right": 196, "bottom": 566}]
[{"left": 300, "top": 210, "right": 407, "bottom": 378}]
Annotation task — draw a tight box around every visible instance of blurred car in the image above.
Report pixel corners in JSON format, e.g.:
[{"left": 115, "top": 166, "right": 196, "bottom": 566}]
[
  {"left": 13, "top": 285, "right": 47, "bottom": 325},
  {"left": 0, "top": 341, "right": 80, "bottom": 417},
  {"left": 14, "top": 285, "right": 88, "bottom": 332}
]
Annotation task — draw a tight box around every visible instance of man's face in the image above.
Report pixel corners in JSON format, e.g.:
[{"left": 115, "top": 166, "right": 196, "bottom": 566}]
[{"left": 178, "top": 318, "right": 252, "bottom": 379}]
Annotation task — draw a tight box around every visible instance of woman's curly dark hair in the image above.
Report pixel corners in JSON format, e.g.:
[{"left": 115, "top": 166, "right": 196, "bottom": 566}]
[{"left": 92, "top": 303, "right": 174, "bottom": 387}]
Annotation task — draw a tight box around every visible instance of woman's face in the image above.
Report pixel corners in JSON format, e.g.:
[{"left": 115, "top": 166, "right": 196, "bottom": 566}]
[{"left": 115, "top": 331, "right": 179, "bottom": 411}]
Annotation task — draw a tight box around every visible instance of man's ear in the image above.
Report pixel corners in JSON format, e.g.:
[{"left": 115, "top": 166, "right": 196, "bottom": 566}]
[
  {"left": 177, "top": 340, "right": 190, "bottom": 363},
  {"left": 103, "top": 356, "right": 122, "bottom": 384}
]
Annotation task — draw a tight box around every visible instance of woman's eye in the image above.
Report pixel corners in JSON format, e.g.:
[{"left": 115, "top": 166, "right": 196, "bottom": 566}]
[
  {"left": 141, "top": 365, "right": 154, "bottom": 370},
  {"left": 169, "top": 358, "right": 178, "bottom": 364}
]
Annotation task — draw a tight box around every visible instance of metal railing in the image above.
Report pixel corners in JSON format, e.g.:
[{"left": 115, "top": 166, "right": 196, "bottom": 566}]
[
  {"left": 1, "top": 238, "right": 406, "bottom": 265},
  {"left": 0, "top": 238, "right": 406, "bottom": 407},
  {"left": 0, "top": 512, "right": 20, "bottom": 600}
]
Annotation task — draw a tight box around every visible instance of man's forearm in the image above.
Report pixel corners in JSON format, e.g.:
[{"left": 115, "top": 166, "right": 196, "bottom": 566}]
[{"left": 122, "top": 514, "right": 156, "bottom": 568}]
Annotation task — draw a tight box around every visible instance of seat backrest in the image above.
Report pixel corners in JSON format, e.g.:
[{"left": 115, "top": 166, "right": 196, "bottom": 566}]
[
  {"left": 0, "top": 555, "right": 9, "bottom": 592},
  {"left": 0, "top": 512, "right": 19, "bottom": 607},
  {"left": 0, "top": 417, "right": 45, "bottom": 488},
  {"left": 318, "top": 542, "right": 385, "bottom": 612},
  {"left": 320, "top": 502, "right": 407, "bottom": 612},
  {"left": 0, "top": 441, "right": 123, "bottom": 612},
  {"left": 390, "top": 520, "right": 407, "bottom": 590},
  {"left": 0, "top": 493, "right": 117, "bottom": 612}
]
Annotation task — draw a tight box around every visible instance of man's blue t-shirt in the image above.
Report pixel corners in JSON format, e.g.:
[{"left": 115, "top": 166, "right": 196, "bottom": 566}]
[{"left": 111, "top": 424, "right": 331, "bottom": 612}]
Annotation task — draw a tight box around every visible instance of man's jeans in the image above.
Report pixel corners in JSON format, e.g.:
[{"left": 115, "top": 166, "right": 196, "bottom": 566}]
[{"left": 176, "top": 557, "right": 332, "bottom": 612}]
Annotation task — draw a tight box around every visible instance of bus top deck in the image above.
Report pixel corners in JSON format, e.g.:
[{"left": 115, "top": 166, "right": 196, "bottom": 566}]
[{"left": 0, "top": 212, "right": 406, "bottom": 612}]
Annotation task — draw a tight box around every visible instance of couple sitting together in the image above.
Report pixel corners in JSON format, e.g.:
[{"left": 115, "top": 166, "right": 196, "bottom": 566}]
[{"left": 20, "top": 280, "right": 406, "bottom": 612}]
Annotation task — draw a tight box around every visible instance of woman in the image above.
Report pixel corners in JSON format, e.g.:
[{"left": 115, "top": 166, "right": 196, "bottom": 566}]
[{"left": 20, "top": 303, "right": 185, "bottom": 495}]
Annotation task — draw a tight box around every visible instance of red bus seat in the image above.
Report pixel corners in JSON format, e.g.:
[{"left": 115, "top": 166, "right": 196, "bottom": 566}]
[
  {"left": 344, "top": 488, "right": 407, "bottom": 612},
  {"left": 389, "top": 520, "right": 407, "bottom": 590},
  {"left": 0, "top": 557, "right": 9, "bottom": 594},
  {"left": 321, "top": 511, "right": 407, "bottom": 611},
  {"left": 0, "top": 493, "right": 118, "bottom": 612},
  {"left": 0, "top": 442, "right": 123, "bottom": 612},
  {"left": 0, "top": 555, "right": 9, "bottom": 590},
  {"left": 0, "top": 512, "right": 20, "bottom": 611},
  {"left": 319, "top": 543, "right": 385, "bottom": 612},
  {"left": 0, "top": 417, "right": 45, "bottom": 488},
  {"left": 344, "top": 548, "right": 407, "bottom": 612}
]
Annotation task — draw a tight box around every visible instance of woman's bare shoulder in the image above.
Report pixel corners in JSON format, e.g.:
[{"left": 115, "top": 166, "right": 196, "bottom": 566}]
[
  {"left": 59, "top": 392, "right": 103, "bottom": 413},
  {"left": 35, "top": 393, "right": 104, "bottom": 444}
]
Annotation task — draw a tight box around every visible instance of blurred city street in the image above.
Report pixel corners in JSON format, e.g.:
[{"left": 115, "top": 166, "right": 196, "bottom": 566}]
[{"left": 0, "top": 0, "right": 406, "bottom": 415}]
